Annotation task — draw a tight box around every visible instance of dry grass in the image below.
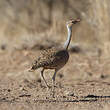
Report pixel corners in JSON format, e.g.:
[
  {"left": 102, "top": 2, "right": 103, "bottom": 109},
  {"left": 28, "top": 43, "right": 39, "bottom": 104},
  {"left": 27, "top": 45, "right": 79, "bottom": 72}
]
[{"left": 0, "top": 0, "right": 109, "bottom": 58}]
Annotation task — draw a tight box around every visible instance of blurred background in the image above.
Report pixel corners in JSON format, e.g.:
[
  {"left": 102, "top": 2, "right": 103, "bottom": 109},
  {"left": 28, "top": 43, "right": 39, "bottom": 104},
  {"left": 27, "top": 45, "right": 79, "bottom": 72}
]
[
  {"left": 0, "top": 0, "right": 110, "bottom": 78},
  {"left": 0, "top": 0, "right": 110, "bottom": 55}
]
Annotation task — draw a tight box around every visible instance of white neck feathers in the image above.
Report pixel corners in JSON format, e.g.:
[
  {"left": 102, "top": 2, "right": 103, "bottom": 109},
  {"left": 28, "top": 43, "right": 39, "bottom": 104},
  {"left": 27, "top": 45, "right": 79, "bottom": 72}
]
[{"left": 64, "top": 25, "right": 72, "bottom": 50}]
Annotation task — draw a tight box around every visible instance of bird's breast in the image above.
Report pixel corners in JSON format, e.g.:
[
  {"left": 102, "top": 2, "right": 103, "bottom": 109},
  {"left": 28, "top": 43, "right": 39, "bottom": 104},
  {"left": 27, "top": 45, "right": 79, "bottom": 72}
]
[{"left": 53, "top": 50, "right": 69, "bottom": 69}]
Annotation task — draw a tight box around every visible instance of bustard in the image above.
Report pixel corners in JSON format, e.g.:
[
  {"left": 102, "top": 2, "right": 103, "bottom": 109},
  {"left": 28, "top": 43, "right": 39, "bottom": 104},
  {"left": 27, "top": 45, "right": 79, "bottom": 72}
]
[{"left": 29, "top": 18, "right": 80, "bottom": 88}]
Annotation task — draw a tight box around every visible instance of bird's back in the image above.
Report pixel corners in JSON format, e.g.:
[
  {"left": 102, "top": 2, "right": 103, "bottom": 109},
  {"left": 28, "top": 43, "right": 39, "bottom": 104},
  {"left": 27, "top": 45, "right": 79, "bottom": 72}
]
[{"left": 31, "top": 47, "right": 69, "bottom": 70}]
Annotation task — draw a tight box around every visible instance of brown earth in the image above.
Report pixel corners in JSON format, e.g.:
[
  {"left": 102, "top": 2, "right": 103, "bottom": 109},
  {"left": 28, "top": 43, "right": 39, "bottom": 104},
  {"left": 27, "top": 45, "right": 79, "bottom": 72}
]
[{"left": 0, "top": 47, "right": 110, "bottom": 110}]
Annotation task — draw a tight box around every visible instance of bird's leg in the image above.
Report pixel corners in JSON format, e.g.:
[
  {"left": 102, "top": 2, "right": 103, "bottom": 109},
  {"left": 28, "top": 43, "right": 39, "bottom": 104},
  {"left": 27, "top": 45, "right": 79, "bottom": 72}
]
[
  {"left": 52, "top": 69, "right": 58, "bottom": 87},
  {"left": 41, "top": 68, "right": 50, "bottom": 89},
  {"left": 52, "top": 69, "right": 59, "bottom": 97}
]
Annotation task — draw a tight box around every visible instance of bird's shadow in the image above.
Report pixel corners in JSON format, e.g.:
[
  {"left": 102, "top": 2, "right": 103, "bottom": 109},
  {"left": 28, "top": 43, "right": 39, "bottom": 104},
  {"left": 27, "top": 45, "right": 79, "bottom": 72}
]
[
  {"left": 34, "top": 94, "right": 110, "bottom": 103},
  {"left": 84, "top": 94, "right": 110, "bottom": 99}
]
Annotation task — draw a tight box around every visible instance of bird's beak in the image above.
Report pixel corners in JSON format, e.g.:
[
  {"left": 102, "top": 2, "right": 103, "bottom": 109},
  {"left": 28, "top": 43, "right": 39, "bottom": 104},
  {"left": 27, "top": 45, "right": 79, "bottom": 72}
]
[{"left": 72, "top": 18, "right": 81, "bottom": 24}]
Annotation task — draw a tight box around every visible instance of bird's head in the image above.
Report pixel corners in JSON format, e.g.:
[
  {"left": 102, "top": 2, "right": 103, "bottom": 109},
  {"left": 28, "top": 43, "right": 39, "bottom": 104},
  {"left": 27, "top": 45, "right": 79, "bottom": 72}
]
[{"left": 66, "top": 18, "right": 80, "bottom": 28}]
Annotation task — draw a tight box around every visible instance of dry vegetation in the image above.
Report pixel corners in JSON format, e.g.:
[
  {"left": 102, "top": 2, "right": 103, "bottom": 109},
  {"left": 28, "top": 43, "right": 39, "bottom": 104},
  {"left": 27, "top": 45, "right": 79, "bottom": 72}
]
[{"left": 0, "top": 0, "right": 110, "bottom": 110}]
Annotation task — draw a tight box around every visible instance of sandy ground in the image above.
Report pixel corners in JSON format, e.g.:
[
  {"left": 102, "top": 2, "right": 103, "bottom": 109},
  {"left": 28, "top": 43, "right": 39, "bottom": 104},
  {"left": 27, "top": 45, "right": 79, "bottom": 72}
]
[{"left": 0, "top": 48, "right": 110, "bottom": 110}]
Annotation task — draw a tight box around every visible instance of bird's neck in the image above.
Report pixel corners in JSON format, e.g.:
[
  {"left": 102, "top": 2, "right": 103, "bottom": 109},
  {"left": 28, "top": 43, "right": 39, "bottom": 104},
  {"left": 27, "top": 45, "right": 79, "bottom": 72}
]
[{"left": 64, "top": 26, "right": 72, "bottom": 50}]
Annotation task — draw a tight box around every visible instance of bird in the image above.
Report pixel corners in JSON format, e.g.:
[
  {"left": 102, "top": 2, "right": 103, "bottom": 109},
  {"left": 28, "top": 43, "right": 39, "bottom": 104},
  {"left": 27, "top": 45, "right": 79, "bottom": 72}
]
[{"left": 29, "top": 18, "right": 80, "bottom": 89}]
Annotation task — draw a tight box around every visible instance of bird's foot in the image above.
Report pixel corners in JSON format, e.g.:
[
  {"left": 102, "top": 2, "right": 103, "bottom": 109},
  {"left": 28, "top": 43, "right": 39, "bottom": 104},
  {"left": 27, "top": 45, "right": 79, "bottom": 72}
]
[{"left": 46, "top": 85, "right": 51, "bottom": 90}]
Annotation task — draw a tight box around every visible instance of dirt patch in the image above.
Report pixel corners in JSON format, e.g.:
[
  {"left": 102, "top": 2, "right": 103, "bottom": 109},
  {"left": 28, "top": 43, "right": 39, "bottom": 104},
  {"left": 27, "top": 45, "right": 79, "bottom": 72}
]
[
  {"left": 0, "top": 78, "right": 110, "bottom": 110},
  {"left": 0, "top": 49, "right": 110, "bottom": 110}
]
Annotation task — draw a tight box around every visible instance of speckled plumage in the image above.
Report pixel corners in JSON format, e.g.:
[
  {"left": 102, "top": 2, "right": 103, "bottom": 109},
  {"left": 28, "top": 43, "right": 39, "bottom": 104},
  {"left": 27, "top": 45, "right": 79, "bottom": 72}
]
[{"left": 31, "top": 47, "right": 69, "bottom": 70}]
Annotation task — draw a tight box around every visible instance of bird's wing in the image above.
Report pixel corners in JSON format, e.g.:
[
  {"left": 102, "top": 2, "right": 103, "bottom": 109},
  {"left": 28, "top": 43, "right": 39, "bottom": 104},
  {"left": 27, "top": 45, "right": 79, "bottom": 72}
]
[{"left": 31, "top": 48, "right": 59, "bottom": 68}]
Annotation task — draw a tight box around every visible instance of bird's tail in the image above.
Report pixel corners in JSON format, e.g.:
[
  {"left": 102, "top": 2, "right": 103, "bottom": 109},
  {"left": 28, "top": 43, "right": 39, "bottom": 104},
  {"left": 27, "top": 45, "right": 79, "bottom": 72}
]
[{"left": 28, "top": 64, "right": 39, "bottom": 72}]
